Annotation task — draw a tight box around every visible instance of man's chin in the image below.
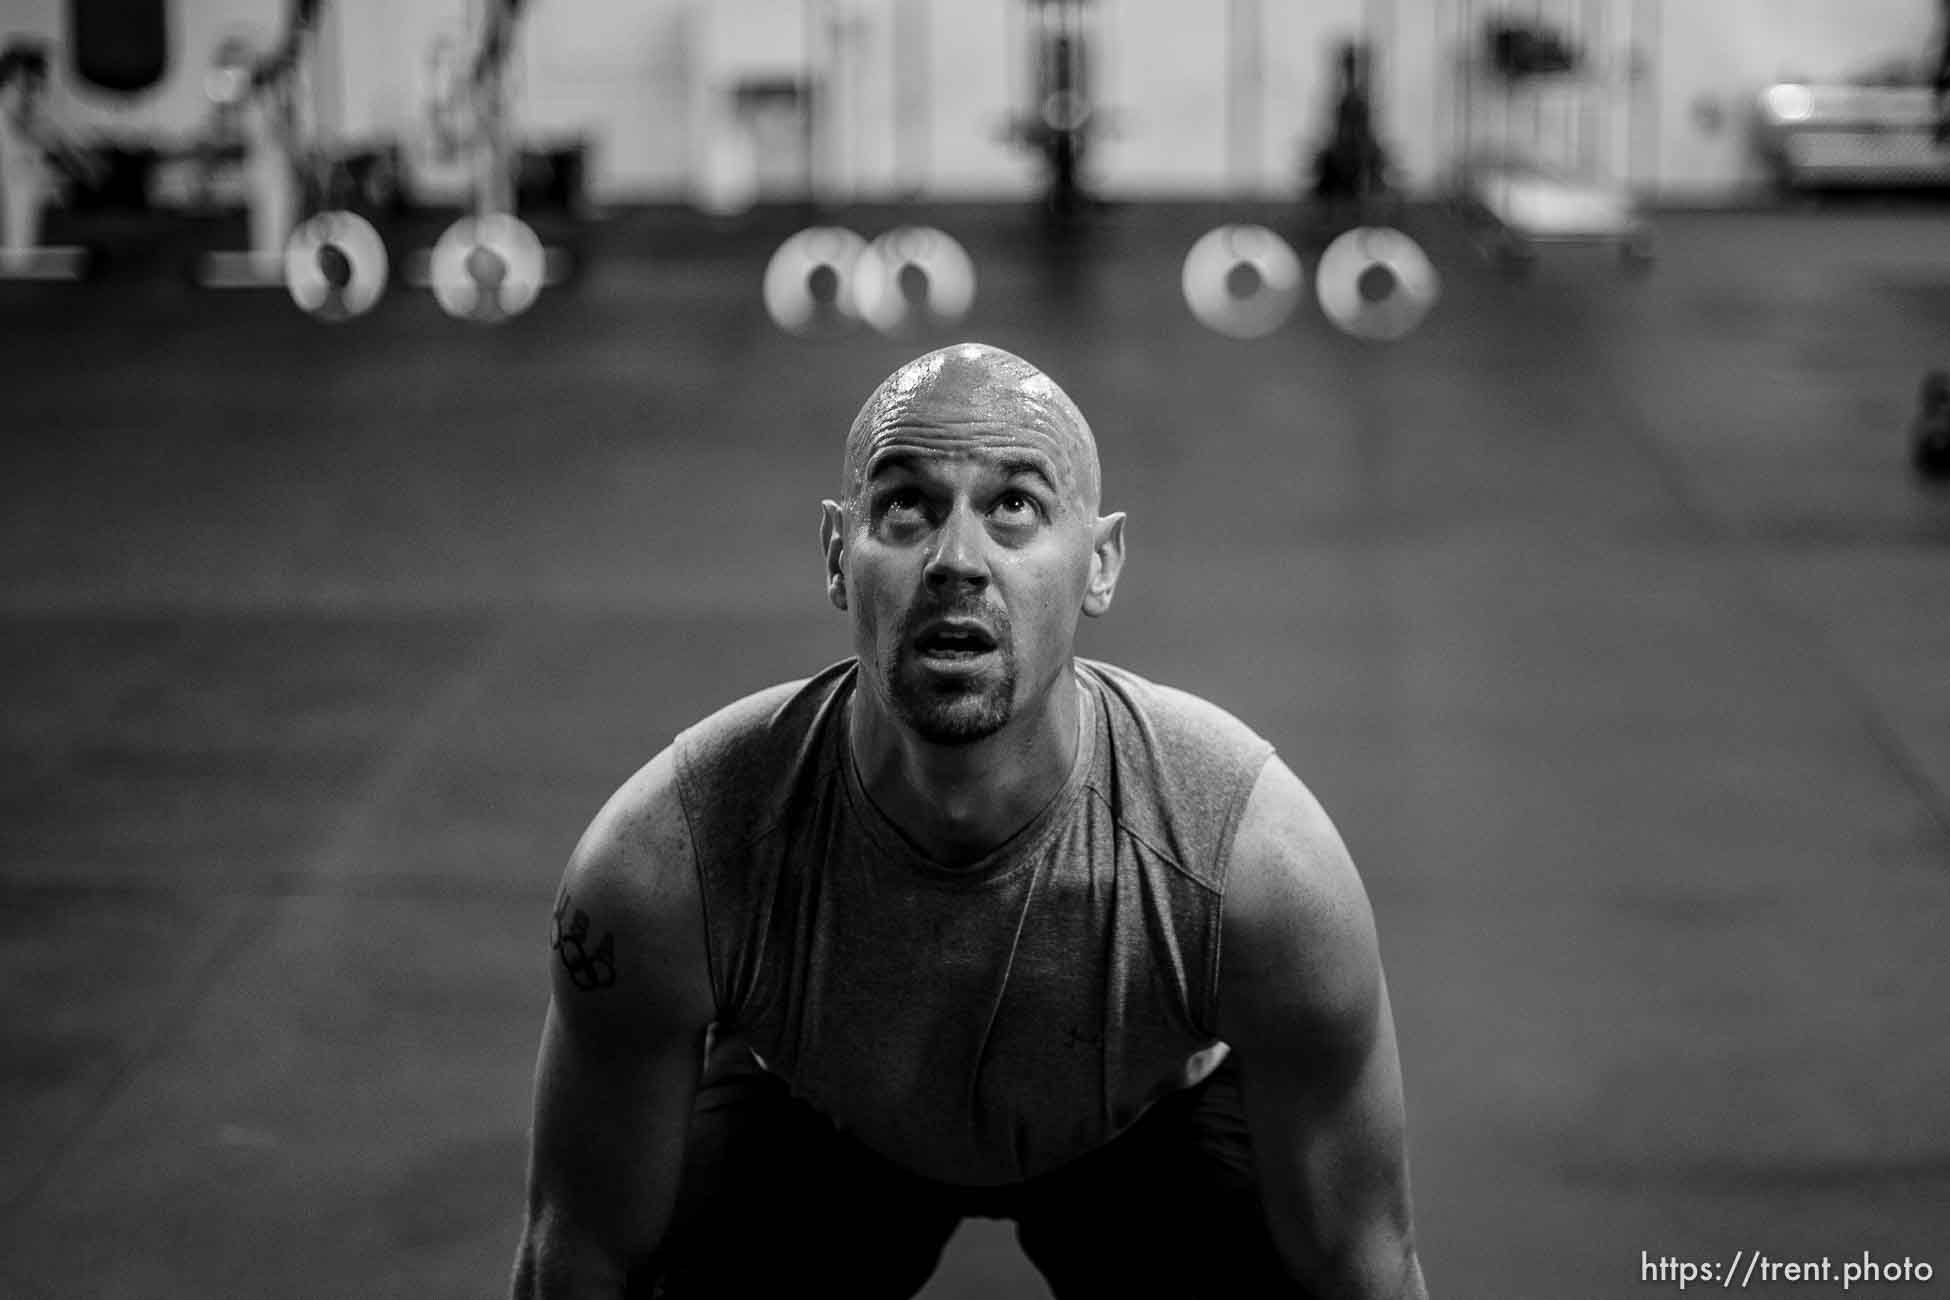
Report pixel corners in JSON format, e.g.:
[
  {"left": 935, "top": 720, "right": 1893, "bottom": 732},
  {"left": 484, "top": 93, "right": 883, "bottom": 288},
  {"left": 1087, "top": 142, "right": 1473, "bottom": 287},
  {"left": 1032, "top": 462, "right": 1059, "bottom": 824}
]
[
  {"left": 888, "top": 663, "right": 1013, "bottom": 745},
  {"left": 912, "top": 707, "right": 1009, "bottom": 745}
]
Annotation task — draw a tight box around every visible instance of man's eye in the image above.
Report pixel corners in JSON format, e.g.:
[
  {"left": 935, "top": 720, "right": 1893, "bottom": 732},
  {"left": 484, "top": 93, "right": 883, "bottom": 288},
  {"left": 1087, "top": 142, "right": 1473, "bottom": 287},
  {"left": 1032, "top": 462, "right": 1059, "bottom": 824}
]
[
  {"left": 995, "top": 491, "right": 1038, "bottom": 518},
  {"left": 883, "top": 491, "right": 921, "bottom": 514}
]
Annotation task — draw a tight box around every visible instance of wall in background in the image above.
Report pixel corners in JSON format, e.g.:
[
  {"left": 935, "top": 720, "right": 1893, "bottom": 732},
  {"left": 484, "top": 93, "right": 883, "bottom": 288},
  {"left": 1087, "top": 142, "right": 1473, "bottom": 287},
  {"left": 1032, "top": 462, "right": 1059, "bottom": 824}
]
[{"left": 6, "top": 0, "right": 1945, "bottom": 205}]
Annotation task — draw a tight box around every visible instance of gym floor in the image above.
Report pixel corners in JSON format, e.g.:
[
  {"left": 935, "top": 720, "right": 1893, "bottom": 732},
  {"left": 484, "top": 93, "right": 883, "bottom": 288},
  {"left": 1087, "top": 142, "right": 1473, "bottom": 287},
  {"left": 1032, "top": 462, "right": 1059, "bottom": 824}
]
[{"left": 3, "top": 198, "right": 1949, "bottom": 1299}]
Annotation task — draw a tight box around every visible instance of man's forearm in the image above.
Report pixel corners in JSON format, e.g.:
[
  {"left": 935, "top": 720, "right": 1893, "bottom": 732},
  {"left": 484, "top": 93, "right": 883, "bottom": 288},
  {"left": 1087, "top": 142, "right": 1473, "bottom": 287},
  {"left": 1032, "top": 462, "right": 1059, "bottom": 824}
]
[
  {"left": 1308, "top": 1234, "right": 1429, "bottom": 1300},
  {"left": 1382, "top": 1246, "right": 1431, "bottom": 1300},
  {"left": 1263, "top": 1207, "right": 1429, "bottom": 1300},
  {"left": 510, "top": 1215, "right": 631, "bottom": 1300}
]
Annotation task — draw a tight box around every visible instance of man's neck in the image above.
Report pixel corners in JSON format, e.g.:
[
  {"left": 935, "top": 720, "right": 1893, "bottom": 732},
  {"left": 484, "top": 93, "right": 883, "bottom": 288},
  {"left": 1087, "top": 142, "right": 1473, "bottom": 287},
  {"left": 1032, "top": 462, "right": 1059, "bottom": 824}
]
[{"left": 848, "top": 666, "right": 1084, "bottom": 869}]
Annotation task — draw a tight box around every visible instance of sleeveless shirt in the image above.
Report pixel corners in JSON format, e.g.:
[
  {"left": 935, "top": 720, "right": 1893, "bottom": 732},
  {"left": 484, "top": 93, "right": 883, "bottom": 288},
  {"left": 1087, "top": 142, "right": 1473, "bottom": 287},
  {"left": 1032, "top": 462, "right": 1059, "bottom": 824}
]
[{"left": 670, "top": 657, "right": 1275, "bottom": 1187}]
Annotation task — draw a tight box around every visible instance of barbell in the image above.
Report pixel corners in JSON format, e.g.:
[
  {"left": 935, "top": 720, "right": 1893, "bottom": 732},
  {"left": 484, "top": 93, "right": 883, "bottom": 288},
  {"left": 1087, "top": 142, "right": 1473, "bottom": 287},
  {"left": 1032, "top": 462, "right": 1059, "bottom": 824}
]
[{"left": 763, "top": 225, "right": 977, "bottom": 339}]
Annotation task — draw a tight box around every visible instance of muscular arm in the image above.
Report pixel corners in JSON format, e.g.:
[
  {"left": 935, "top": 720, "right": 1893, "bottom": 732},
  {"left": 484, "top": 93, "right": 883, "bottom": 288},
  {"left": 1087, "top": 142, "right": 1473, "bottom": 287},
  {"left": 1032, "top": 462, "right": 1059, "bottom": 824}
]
[
  {"left": 1218, "top": 757, "right": 1429, "bottom": 1299},
  {"left": 511, "top": 748, "right": 716, "bottom": 1299}
]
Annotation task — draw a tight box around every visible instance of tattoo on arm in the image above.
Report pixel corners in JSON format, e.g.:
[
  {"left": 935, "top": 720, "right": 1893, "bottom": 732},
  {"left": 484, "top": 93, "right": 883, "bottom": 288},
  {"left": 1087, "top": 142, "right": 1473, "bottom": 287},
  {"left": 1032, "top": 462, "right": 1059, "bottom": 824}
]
[{"left": 551, "top": 891, "right": 617, "bottom": 991}]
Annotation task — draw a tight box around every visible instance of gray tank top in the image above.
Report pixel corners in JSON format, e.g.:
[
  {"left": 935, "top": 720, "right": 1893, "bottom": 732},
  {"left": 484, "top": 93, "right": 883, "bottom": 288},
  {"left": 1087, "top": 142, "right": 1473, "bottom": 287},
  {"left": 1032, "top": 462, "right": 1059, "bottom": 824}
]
[{"left": 671, "top": 657, "right": 1275, "bottom": 1186}]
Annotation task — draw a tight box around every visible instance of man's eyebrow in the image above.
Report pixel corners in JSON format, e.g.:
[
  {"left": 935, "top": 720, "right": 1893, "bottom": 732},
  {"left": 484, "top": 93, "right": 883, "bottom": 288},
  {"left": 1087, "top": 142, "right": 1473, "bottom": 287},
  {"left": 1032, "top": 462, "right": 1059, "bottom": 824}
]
[
  {"left": 863, "top": 450, "right": 918, "bottom": 480},
  {"left": 996, "top": 457, "right": 1059, "bottom": 493}
]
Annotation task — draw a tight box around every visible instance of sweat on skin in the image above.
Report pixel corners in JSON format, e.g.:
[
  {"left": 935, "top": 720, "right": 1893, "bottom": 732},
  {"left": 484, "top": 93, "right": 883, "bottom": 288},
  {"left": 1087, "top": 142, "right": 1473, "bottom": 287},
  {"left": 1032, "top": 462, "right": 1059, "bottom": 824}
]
[
  {"left": 819, "top": 342, "right": 1125, "bottom": 865},
  {"left": 838, "top": 343, "right": 1104, "bottom": 516}
]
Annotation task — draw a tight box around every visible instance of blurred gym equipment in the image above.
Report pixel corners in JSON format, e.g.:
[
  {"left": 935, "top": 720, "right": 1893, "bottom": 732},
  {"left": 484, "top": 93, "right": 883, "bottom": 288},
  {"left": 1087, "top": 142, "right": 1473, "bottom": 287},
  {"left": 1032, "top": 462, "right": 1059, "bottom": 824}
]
[
  {"left": 197, "top": 30, "right": 295, "bottom": 281},
  {"left": 762, "top": 224, "right": 867, "bottom": 337},
  {"left": 430, "top": 211, "right": 546, "bottom": 322},
  {"left": 1754, "top": 6, "right": 1950, "bottom": 194},
  {"left": 1300, "top": 0, "right": 1411, "bottom": 237},
  {"left": 194, "top": 0, "right": 391, "bottom": 321},
  {"left": 1005, "top": 0, "right": 1104, "bottom": 227},
  {"left": 756, "top": 2, "right": 974, "bottom": 340},
  {"left": 1185, "top": 1, "right": 1440, "bottom": 344},
  {"left": 1301, "top": 9, "right": 1442, "bottom": 342},
  {"left": 1914, "top": 370, "right": 1950, "bottom": 480},
  {"left": 764, "top": 221, "right": 977, "bottom": 340},
  {"left": 754, "top": 3, "right": 864, "bottom": 336},
  {"left": 67, "top": 0, "right": 169, "bottom": 94},
  {"left": 852, "top": 226, "right": 978, "bottom": 336},
  {"left": 410, "top": 0, "right": 569, "bottom": 324},
  {"left": 286, "top": 207, "right": 388, "bottom": 319},
  {"left": 1180, "top": 224, "right": 1305, "bottom": 340},
  {"left": 1445, "top": 0, "right": 1657, "bottom": 273},
  {"left": 1314, "top": 225, "right": 1440, "bottom": 342},
  {"left": 1311, "top": 39, "right": 1393, "bottom": 225},
  {"left": 1180, "top": 2, "right": 1304, "bottom": 341},
  {"left": 1755, "top": 80, "right": 1950, "bottom": 190},
  {"left": 0, "top": 38, "right": 101, "bottom": 281}
]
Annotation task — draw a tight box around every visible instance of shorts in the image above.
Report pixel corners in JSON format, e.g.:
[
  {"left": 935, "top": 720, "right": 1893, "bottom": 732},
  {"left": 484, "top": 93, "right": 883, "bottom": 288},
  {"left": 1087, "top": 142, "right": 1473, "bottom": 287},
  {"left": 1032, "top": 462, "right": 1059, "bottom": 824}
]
[{"left": 633, "top": 1031, "right": 1307, "bottom": 1299}]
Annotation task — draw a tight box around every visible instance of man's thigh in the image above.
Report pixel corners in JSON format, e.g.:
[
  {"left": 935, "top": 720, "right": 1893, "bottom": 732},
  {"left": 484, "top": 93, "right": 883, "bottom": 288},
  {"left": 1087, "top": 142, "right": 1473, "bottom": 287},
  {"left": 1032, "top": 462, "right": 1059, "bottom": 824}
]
[
  {"left": 1011, "top": 1057, "right": 1309, "bottom": 1299},
  {"left": 634, "top": 1032, "right": 962, "bottom": 1300}
]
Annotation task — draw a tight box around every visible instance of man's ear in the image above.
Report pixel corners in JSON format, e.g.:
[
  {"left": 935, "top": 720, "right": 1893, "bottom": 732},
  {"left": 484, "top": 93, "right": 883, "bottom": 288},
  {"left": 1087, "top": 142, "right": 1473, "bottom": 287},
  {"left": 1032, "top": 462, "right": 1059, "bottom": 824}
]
[
  {"left": 820, "top": 500, "right": 848, "bottom": 611},
  {"left": 1082, "top": 512, "right": 1126, "bottom": 618}
]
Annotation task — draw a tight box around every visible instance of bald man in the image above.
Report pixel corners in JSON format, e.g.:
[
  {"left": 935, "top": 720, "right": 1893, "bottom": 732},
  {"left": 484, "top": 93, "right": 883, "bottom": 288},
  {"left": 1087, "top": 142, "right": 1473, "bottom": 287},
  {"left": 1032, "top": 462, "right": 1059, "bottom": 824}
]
[{"left": 511, "top": 344, "right": 1428, "bottom": 1300}]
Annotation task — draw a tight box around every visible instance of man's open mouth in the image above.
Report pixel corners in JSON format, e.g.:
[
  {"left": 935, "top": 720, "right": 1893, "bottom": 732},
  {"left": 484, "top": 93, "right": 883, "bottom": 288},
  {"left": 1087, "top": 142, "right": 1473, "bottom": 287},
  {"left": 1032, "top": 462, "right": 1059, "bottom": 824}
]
[{"left": 913, "top": 622, "right": 999, "bottom": 660}]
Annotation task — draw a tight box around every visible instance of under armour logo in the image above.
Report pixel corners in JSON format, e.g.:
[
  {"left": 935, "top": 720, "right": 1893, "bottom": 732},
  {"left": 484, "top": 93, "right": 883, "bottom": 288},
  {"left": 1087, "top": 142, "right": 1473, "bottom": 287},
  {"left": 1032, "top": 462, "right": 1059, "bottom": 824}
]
[{"left": 551, "top": 892, "right": 616, "bottom": 991}]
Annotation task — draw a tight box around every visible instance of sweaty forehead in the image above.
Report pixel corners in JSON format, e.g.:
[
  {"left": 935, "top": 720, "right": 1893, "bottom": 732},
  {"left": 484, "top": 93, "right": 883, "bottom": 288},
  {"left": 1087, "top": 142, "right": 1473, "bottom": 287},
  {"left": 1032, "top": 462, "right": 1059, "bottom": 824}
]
[{"left": 844, "top": 343, "right": 1099, "bottom": 504}]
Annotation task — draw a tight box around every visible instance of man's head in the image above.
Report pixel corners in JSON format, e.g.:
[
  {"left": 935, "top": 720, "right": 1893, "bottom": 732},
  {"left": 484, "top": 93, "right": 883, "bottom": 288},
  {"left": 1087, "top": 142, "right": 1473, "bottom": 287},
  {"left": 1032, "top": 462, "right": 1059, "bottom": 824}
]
[{"left": 821, "top": 342, "right": 1125, "bottom": 746}]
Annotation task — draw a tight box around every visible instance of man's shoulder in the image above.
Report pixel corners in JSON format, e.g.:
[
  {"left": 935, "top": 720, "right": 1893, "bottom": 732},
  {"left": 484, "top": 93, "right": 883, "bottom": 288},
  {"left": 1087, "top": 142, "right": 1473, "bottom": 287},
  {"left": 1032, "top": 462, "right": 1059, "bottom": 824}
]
[
  {"left": 1079, "top": 657, "right": 1273, "bottom": 769},
  {"left": 584, "top": 661, "right": 852, "bottom": 846},
  {"left": 555, "top": 669, "right": 848, "bottom": 962},
  {"left": 675, "top": 659, "right": 854, "bottom": 761},
  {"left": 664, "top": 659, "right": 855, "bottom": 841},
  {"left": 1078, "top": 658, "right": 1276, "bottom": 888}
]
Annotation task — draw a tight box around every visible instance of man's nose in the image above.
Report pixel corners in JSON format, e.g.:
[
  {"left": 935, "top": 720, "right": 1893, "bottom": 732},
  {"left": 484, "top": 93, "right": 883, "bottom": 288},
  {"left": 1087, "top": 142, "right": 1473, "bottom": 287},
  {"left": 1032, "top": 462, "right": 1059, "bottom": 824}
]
[{"left": 923, "top": 503, "right": 990, "bottom": 590}]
